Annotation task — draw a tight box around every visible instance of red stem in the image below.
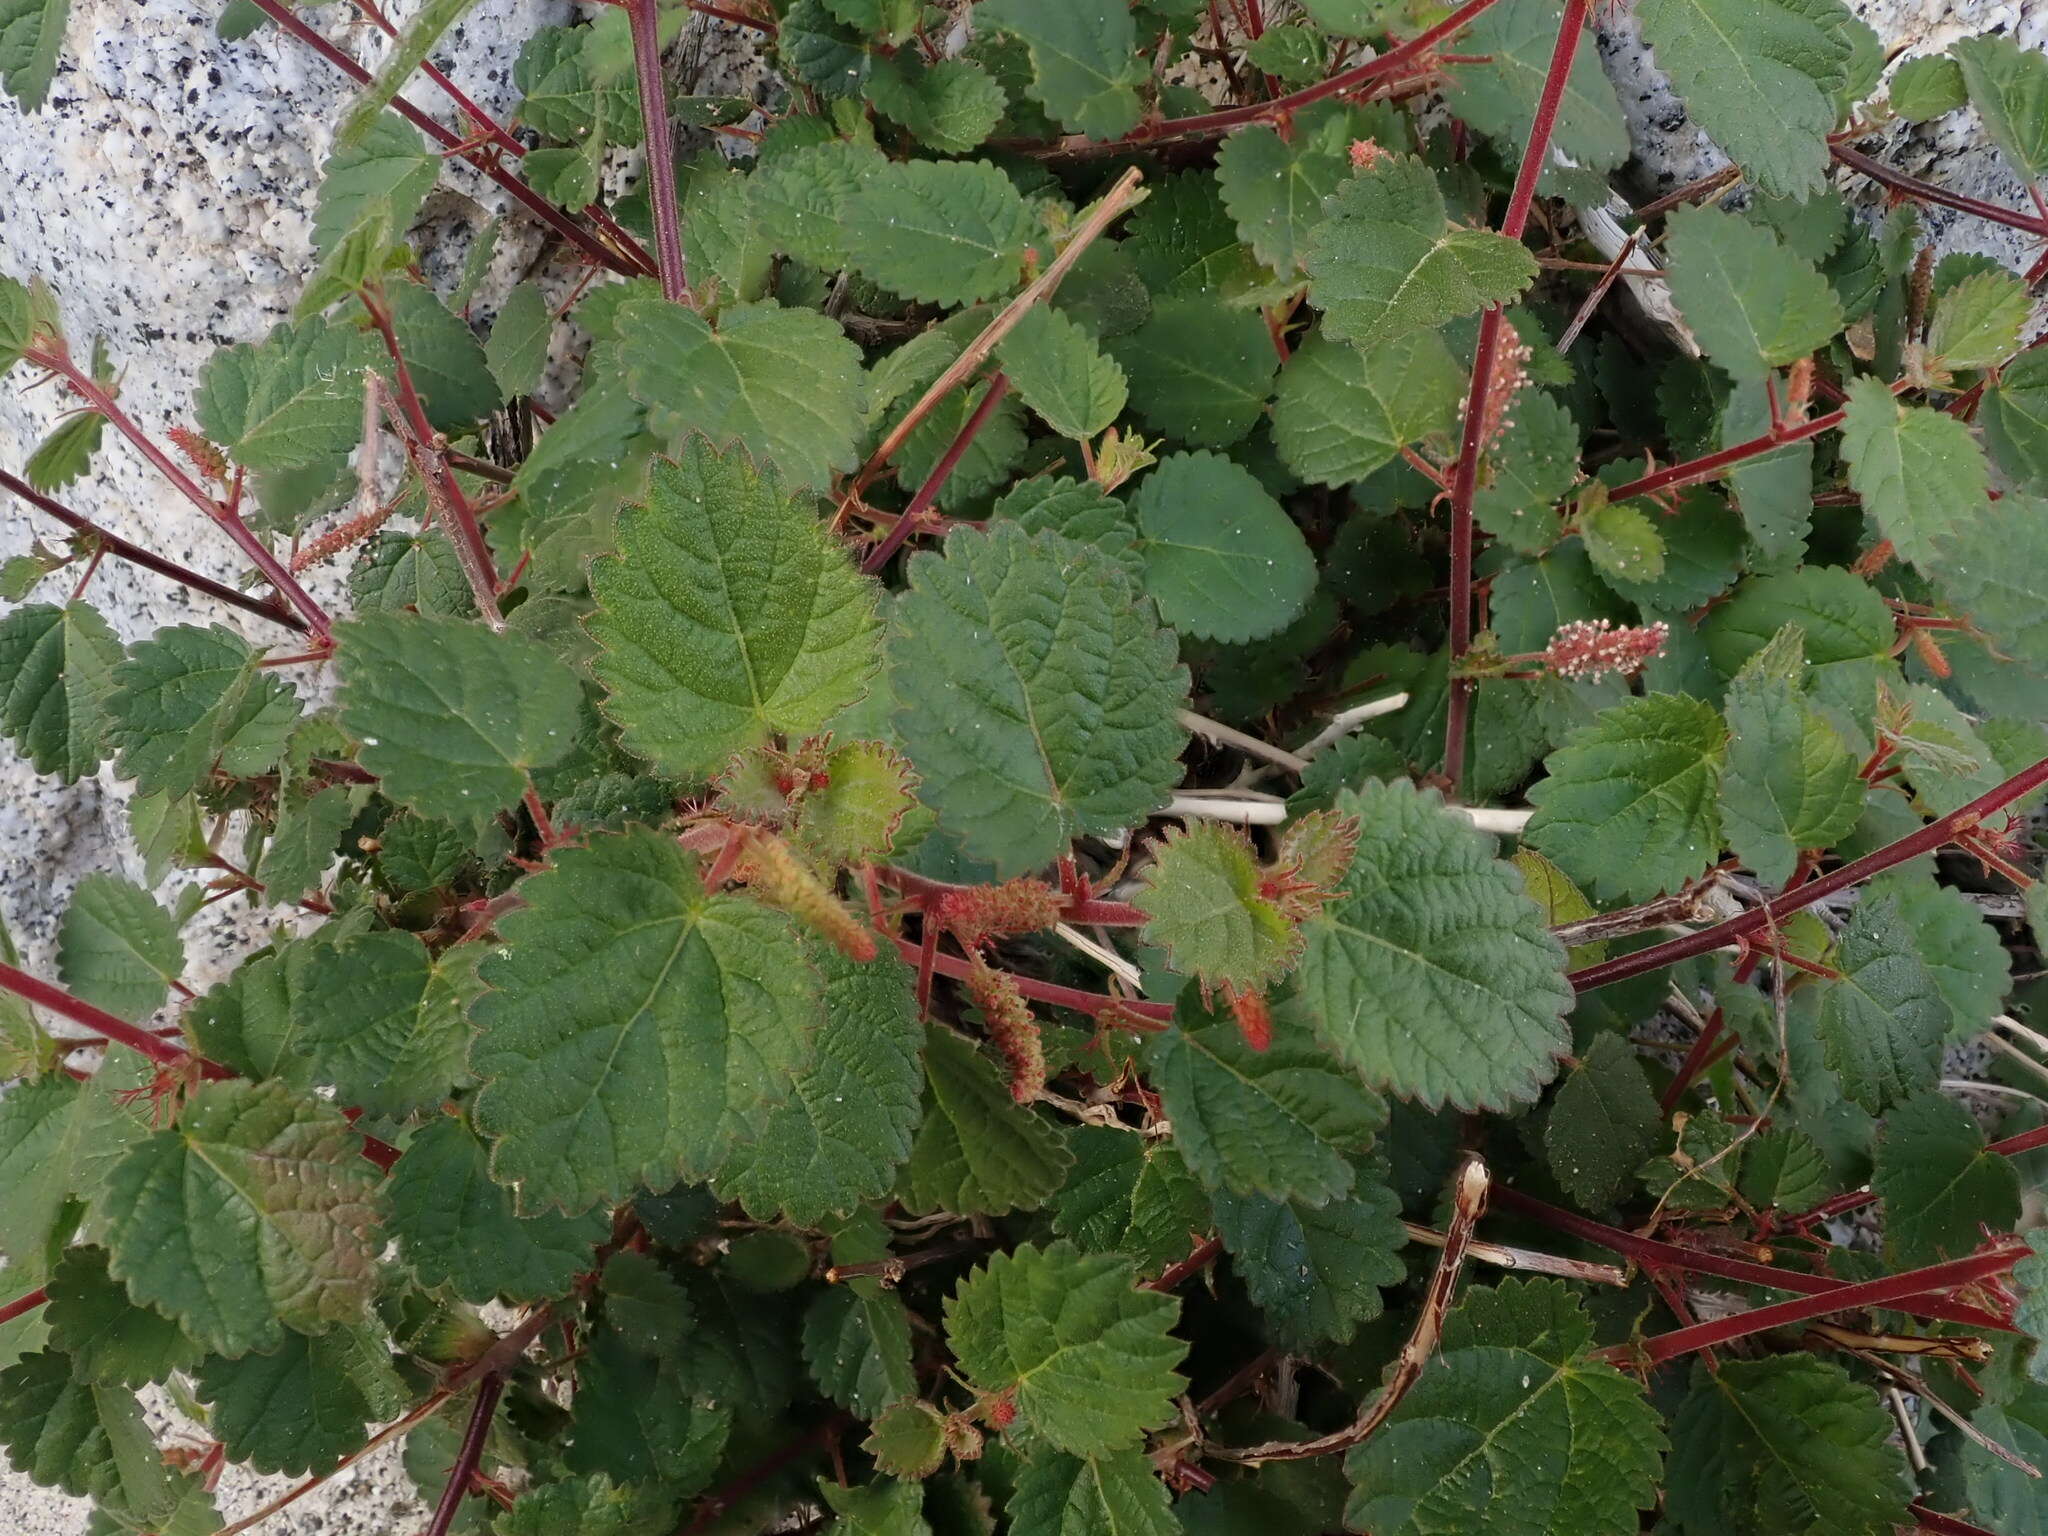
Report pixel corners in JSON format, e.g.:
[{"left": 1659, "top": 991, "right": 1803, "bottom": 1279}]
[
  {"left": 688, "top": 0, "right": 776, "bottom": 33},
  {"left": 358, "top": 290, "right": 504, "bottom": 625},
  {"left": 28, "top": 350, "right": 333, "bottom": 636},
  {"left": 1988, "top": 1123, "right": 2048, "bottom": 1159},
  {"left": 1572, "top": 751, "right": 2048, "bottom": 992},
  {"left": 1605, "top": 406, "right": 1848, "bottom": 505},
  {"left": 626, "top": 0, "right": 691, "bottom": 304},
  {"left": 239, "top": 0, "right": 651, "bottom": 277},
  {"left": 1492, "top": 1187, "right": 2014, "bottom": 1333},
  {"left": 683, "top": 1416, "right": 851, "bottom": 1534},
  {"left": 860, "top": 374, "right": 1013, "bottom": 576},
  {"left": 1441, "top": 0, "right": 1589, "bottom": 794},
  {"left": 0, "top": 961, "right": 226, "bottom": 1074},
  {"left": 1007, "top": 0, "right": 1509, "bottom": 157},
  {"left": 887, "top": 935, "right": 1172, "bottom": 1024},
  {"left": 423, "top": 1374, "right": 505, "bottom": 1536},
  {"left": 1144, "top": 1236, "right": 1223, "bottom": 1291},
  {"left": 1609, "top": 1243, "right": 2028, "bottom": 1366},
  {"left": 0, "top": 1286, "right": 49, "bottom": 1328},
  {"left": 1913, "top": 1504, "right": 2003, "bottom": 1536},
  {"left": 1832, "top": 143, "right": 2048, "bottom": 242},
  {"left": 1, "top": 469, "right": 307, "bottom": 632},
  {"left": 1658, "top": 1008, "right": 1726, "bottom": 1114}
]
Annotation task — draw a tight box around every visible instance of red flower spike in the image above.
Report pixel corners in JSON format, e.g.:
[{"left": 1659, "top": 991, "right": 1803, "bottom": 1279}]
[
  {"left": 1542, "top": 618, "right": 1670, "bottom": 683},
  {"left": 1225, "top": 985, "right": 1273, "bottom": 1052},
  {"left": 964, "top": 953, "right": 1046, "bottom": 1103},
  {"left": 934, "top": 877, "right": 1065, "bottom": 948},
  {"left": 736, "top": 830, "right": 878, "bottom": 962}
]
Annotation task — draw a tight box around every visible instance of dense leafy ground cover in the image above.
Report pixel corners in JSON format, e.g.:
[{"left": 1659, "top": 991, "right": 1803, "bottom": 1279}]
[{"left": 5, "top": 0, "right": 2048, "bottom": 1531}]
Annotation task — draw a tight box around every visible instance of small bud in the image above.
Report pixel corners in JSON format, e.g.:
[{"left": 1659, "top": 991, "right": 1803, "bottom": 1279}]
[
  {"left": 1542, "top": 618, "right": 1669, "bottom": 682},
  {"left": 1349, "top": 137, "right": 1393, "bottom": 170}
]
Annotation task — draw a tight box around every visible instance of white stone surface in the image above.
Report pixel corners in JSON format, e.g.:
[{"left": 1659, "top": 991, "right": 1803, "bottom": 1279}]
[{"left": 1, "top": 0, "right": 2042, "bottom": 1528}]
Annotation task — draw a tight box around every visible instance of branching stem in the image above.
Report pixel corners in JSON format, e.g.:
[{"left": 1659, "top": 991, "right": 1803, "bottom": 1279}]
[
  {"left": 0, "top": 468, "right": 307, "bottom": 631},
  {"left": 626, "top": 0, "right": 691, "bottom": 303},
  {"left": 1441, "top": 0, "right": 1589, "bottom": 793}
]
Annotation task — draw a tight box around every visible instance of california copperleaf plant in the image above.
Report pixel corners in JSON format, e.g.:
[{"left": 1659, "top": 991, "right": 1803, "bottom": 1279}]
[{"left": 3, "top": 0, "right": 2048, "bottom": 1532}]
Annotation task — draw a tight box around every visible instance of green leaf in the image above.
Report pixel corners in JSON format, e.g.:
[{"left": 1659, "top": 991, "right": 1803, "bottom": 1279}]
[
  {"left": 1634, "top": 0, "right": 1853, "bottom": 196},
  {"left": 1862, "top": 869, "right": 2008, "bottom": 1040},
  {"left": 1306, "top": 154, "right": 1539, "bottom": 347},
  {"left": 899, "top": 1023, "right": 1073, "bottom": 1216},
  {"left": 566, "top": 1323, "right": 731, "bottom": 1492},
  {"left": 485, "top": 280, "right": 552, "bottom": 400},
  {"left": 1664, "top": 1356, "right": 1913, "bottom": 1536},
  {"left": 194, "top": 317, "right": 380, "bottom": 471},
  {"left": 0, "top": 1350, "right": 177, "bottom": 1519},
  {"left": 0, "top": 0, "right": 67, "bottom": 108},
  {"left": 1701, "top": 565, "right": 1894, "bottom": 680},
  {"left": 92, "top": 1079, "right": 382, "bottom": 1358},
  {"left": 471, "top": 828, "right": 820, "bottom": 1214},
  {"left": 1815, "top": 890, "right": 1948, "bottom": 1114},
  {"left": 865, "top": 54, "right": 1007, "bottom": 154},
  {"left": 1542, "top": 1033, "right": 1664, "bottom": 1209},
  {"left": 1872, "top": 1091, "right": 2020, "bottom": 1266},
  {"left": 1718, "top": 627, "right": 1863, "bottom": 886},
  {"left": 617, "top": 297, "right": 866, "bottom": 490},
  {"left": 823, "top": 1477, "right": 931, "bottom": 1535},
  {"left": 1922, "top": 491, "right": 2048, "bottom": 673},
  {"left": 828, "top": 0, "right": 919, "bottom": 46},
  {"left": 56, "top": 875, "right": 182, "bottom": 1024},
  {"left": 43, "top": 1247, "right": 200, "bottom": 1389},
  {"left": 24, "top": 407, "right": 102, "bottom": 491},
  {"left": 1664, "top": 205, "right": 1843, "bottom": 380},
  {"left": 1526, "top": 693, "right": 1728, "bottom": 903},
  {"left": 1144, "top": 1003, "right": 1383, "bottom": 1206},
  {"left": 844, "top": 159, "right": 1033, "bottom": 307},
  {"left": 1007, "top": 1450, "right": 1178, "bottom": 1536},
  {"left": 387, "top": 1116, "right": 607, "bottom": 1304},
  {"left": 0, "top": 272, "right": 31, "bottom": 379},
  {"left": 0, "top": 600, "right": 122, "bottom": 782},
  {"left": 1214, "top": 107, "right": 1357, "bottom": 274},
  {"left": 1926, "top": 267, "right": 2030, "bottom": 369},
  {"left": 751, "top": 139, "right": 888, "bottom": 271},
  {"left": 291, "top": 931, "right": 479, "bottom": 1116},
  {"left": 1473, "top": 390, "right": 1583, "bottom": 554},
  {"left": 945, "top": 1241, "right": 1185, "bottom": 1455},
  {"left": 1890, "top": 53, "right": 1966, "bottom": 120},
  {"left": 495, "top": 1473, "right": 677, "bottom": 1536},
  {"left": 996, "top": 303, "right": 1126, "bottom": 441},
  {"left": 891, "top": 523, "right": 1187, "bottom": 874},
  {"left": 313, "top": 111, "right": 437, "bottom": 257},
  {"left": 1131, "top": 450, "right": 1315, "bottom": 644},
  {"left": 1049, "top": 1129, "right": 1210, "bottom": 1275},
  {"left": 335, "top": 610, "right": 581, "bottom": 824},
  {"left": 499, "top": 369, "right": 652, "bottom": 591},
  {"left": 1212, "top": 1169, "right": 1406, "bottom": 1346},
  {"left": 1838, "top": 374, "right": 1988, "bottom": 569},
  {"left": 1954, "top": 34, "right": 2048, "bottom": 182},
  {"left": 1735, "top": 1127, "right": 1833, "bottom": 1211},
  {"left": 975, "top": 0, "right": 1144, "bottom": 139},
  {"left": 1300, "top": 779, "right": 1573, "bottom": 1111},
  {"left": 1106, "top": 296, "right": 1278, "bottom": 448},
  {"left": 1444, "top": 0, "right": 1631, "bottom": 200},
  {"left": 1270, "top": 328, "right": 1463, "bottom": 488},
  {"left": 104, "top": 623, "right": 298, "bottom": 798},
  {"left": 804, "top": 1283, "right": 916, "bottom": 1417},
  {"left": 0, "top": 1065, "right": 150, "bottom": 1272},
  {"left": 255, "top": 785, "right": 354, "bottom": 907},
  {"left": 194, "top": 1324, "right": 407, "bottom": 1476},
  {"left": 1579, "top": 498, "right": 1666, "bottom": 584},
  {"left": 1345, "top": 1282, "right": 1665, "bottom": 1536},
  {"left": 1132, "top": 822, "right": 1300, "bottom": 993},
  {"left": 588, "top": 438, "right": 881, "bottom": 780},
  {"left": 1722, "top": 377, "right": 1814, "bottom": 566},
  {"left": 1123, "top": 170, "right": 1274, "bottom": 305},
  {"left": 382, "top": 278, "right": 498, "bottom": 431},
  {"left": 865, "top": 1401, "right": 948, "bottom": 1481},
  {"left": 714, "top": 945, "right": 925, "bottom": 1226}
]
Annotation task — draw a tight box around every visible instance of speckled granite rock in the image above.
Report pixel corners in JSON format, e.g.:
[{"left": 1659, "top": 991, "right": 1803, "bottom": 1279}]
[{"left": 0, "top": 0, "right": 2039, "bottom": 1528}]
